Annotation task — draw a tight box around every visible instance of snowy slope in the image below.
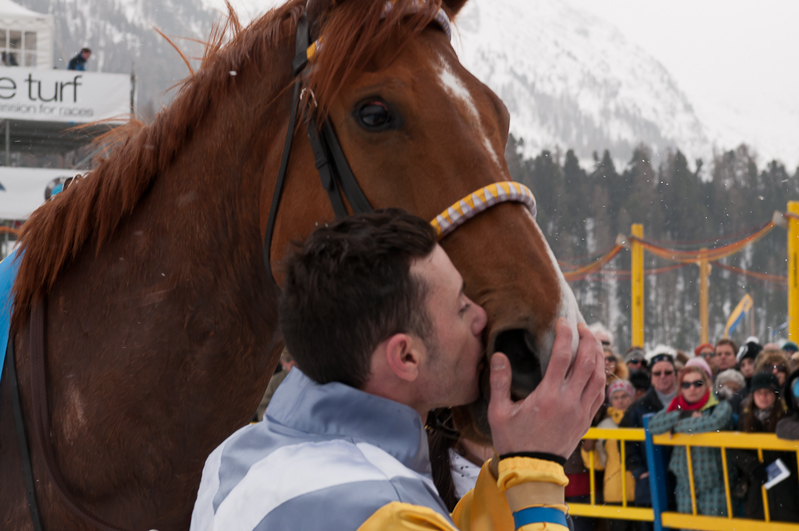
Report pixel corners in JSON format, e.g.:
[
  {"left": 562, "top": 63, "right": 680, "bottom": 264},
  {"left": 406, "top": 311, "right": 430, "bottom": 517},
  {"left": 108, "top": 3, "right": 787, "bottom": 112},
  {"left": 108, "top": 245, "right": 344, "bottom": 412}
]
[{"left": 452, "top": 0, "right": 711, "bottom": 165}]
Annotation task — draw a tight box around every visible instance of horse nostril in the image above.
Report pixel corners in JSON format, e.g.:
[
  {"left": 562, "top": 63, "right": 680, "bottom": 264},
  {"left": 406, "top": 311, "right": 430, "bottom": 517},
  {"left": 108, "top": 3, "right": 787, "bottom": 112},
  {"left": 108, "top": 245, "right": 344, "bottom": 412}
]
[{"left": 493, "top": 329, "right": 542, "bottom": 400}]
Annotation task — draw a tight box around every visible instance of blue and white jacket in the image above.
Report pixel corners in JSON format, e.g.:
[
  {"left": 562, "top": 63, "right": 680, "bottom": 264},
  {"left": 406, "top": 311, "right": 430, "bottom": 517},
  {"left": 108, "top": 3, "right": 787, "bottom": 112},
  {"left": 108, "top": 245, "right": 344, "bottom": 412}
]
[
  {"left": 190, "top": 368, "right": 570, "bottom": 531},
  {"left": 190, "top": 368, "right": 452, "bottom": 530}
]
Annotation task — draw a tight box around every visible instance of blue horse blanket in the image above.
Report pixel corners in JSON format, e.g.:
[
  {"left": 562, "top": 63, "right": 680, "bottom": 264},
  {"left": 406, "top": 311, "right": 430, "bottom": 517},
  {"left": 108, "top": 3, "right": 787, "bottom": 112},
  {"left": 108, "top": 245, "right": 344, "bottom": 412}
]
[{"left": 0, "top": 249, "right": 21, "bottom": 385}]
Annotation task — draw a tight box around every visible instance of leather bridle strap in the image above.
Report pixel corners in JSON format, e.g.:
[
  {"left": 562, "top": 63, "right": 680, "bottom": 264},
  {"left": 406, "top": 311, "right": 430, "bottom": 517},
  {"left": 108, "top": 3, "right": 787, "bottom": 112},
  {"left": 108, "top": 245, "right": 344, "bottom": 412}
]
[
  {"left": 28, "top": 299, "right": 128, "bottom": 531},
  {"left": 263, "top": 10, "right": 374, "bottom": 289},
  {"left": 7, "top": 335, "right": 45, "bottom": 531}
]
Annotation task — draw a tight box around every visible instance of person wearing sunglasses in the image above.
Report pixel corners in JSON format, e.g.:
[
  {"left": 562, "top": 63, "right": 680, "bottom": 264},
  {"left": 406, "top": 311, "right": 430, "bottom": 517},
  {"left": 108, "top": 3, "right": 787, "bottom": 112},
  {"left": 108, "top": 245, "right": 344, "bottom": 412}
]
[
  {"left": 619, "top": 347, "right": 679, "bottom": 524},
  {"left": 623, "top": 347, "right": 647, "bottom": 375},
  {"left": 753, "top": 348, "right": 791, "bottom": 386},
  {"left": 649, "top": 357, "right": 734, "bottom": 517},
  {"left": 694, "top": 342, "right": 717, "bottom": 375}
]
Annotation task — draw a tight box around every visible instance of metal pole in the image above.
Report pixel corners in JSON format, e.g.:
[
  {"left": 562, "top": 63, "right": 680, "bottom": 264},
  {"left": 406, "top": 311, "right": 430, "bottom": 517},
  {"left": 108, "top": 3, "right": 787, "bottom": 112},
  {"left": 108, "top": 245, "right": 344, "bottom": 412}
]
[
  {"left": 4, "top": 119, "right": 9, "bottom": 166},
  {"left": 699, "top": 251, "right": 710, "bottom": 344},
  {"left": 631, "top": 224, "right": 645, "bottom": 347},
  {"left": 789, "top": 202, "right": 799, "bottom": 341}
]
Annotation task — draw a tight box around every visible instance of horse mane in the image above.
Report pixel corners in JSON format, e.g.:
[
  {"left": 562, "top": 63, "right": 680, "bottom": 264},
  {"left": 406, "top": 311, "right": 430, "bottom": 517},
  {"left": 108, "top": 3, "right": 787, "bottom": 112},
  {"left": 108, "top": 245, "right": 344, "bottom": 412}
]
[{"left": 11, "top": 0, "right": 443, "bottom": 327}]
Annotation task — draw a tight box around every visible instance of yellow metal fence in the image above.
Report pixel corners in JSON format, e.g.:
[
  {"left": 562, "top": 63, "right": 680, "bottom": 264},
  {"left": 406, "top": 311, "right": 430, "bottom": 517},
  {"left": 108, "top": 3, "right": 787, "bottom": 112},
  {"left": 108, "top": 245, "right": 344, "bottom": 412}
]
[{"left": 571, "top": 427, "right": 799, "bottom": 531}]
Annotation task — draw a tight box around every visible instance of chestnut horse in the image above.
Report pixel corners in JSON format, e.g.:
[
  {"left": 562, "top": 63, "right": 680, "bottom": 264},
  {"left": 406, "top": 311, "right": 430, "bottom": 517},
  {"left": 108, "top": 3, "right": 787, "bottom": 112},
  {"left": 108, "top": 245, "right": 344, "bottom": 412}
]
[{"left": 0, "top": 0, "right": 581, "bottom": 529}]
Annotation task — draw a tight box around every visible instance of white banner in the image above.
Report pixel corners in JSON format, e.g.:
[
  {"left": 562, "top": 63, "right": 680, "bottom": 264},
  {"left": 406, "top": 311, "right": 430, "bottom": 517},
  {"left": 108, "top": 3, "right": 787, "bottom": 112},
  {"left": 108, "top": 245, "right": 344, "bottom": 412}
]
[
  {"left": 0, "top": 67, "right": 130, "bottom": 123},
  {"left": 0, "top": 166, "right": 82, "bottom": 219}
]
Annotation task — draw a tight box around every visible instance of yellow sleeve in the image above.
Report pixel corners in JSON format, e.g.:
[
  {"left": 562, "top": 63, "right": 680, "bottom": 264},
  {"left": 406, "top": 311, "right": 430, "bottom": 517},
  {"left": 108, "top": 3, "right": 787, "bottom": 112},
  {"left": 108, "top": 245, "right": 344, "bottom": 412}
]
[
  {"left": 359, "top": 458, "right": 569, "bottom": 531},
  {"left": 358, "top": 502, "right": 459, "bottom": 531},
  {"left": 452, "top": 458, "right": 569, "bottom": 531}
]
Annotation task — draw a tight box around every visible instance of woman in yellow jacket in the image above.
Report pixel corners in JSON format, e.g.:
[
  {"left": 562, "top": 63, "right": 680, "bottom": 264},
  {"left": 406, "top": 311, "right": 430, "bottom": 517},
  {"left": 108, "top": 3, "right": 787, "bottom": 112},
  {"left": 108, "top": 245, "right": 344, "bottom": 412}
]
[{"left": 583, "top": 379, "right": 636, "bottom": 531}]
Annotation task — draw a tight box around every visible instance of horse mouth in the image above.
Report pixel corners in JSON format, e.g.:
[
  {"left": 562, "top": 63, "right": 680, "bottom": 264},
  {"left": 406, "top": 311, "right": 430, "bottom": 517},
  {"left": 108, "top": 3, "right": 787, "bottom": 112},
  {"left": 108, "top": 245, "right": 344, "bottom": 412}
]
[{"left": 467, "top": 328, "right": 542, "bottom": 439}]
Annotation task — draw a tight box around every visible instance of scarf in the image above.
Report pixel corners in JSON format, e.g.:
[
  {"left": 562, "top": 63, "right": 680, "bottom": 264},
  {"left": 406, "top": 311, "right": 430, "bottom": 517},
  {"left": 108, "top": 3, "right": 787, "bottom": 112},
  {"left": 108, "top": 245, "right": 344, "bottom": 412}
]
[
  {"left": 754, "top": 404, "right": 774, "bottom": 425},
  {"left": 667, "top": 389, "right": 714, "bottom": 413}
]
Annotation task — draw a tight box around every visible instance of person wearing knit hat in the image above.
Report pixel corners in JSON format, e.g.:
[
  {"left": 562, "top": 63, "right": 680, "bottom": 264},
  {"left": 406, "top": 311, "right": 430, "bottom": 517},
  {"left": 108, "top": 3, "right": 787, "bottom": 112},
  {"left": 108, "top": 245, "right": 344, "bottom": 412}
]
[
  {"left": 582, "top": 379, "right": 636, "bottom": 520},
  {"left": 782, "top": 341, "right": 799, "bottom": 354},
  {"left": 737, "top": 341, "right": 763, "bottom": 384},
  {"left": 695, "top": 342, "right": 715, "bottom": 368},
  {"left": 685, "top": 357, "right": 713, "bottom": 381},
  {"left": 715, "top": 369, "right": 746, "bottom": 401},
  {"left": 623, "top": 346, "right": 647, "bottom": 374},
  {"left": 649, "top": 363, "right": 733, "bottom": 517},
  {"left": 730, "top": 372, "right": 799, "bottom": 522}
]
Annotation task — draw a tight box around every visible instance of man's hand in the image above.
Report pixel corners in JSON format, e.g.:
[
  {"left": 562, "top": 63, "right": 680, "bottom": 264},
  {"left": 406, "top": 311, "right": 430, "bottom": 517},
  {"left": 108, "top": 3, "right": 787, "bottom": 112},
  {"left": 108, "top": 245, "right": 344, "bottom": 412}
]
[{"left": 488, "top": 319, "right": 605, "bottom": 458}]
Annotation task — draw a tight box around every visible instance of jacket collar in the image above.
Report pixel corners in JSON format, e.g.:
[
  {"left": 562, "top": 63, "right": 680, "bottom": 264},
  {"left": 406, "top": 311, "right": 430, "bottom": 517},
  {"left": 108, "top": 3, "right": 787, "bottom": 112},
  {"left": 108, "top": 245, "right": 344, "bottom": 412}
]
[{"left": 267, "top": 368, "right": 432, "bottom": 476}]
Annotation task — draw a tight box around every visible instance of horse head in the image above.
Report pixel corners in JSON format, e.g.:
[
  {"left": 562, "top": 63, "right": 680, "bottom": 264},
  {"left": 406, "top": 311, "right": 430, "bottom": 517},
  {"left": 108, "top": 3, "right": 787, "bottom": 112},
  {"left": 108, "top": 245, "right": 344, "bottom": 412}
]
[{"left": 268, "top": 0, "right": 584, "bottom": 441}]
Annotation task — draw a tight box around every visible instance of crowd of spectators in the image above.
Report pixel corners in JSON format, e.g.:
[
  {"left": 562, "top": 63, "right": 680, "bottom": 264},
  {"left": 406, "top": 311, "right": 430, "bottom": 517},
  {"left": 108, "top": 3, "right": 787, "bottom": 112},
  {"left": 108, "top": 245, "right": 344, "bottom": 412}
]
[{"left": 576, "top": 326, "right": 799, "bottom": 530}]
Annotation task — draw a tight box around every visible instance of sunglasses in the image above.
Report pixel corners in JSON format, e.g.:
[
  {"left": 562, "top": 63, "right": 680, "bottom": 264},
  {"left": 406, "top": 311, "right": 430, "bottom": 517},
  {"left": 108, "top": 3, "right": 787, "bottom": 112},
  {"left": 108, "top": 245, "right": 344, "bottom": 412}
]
[
  {"left": 601, "top": 340, "right": 612, "bottom": 347},
  {"left": 605, "top": 357, "right": 617, "bottom": 363},
  {"left": 701, "top": 352, "right": 716, "bottom": 358},
  {"left": 681, "top": 380, "right": 705, "bottom": 389},
  {"left": 769, "top": 364, "right": 787, "bottom": 373},
  {"left": 652, "top": 370, "right": 674, "bottom": 377},
  {"left": 627, "top": 358, "right": 643, "bottom": 365}
]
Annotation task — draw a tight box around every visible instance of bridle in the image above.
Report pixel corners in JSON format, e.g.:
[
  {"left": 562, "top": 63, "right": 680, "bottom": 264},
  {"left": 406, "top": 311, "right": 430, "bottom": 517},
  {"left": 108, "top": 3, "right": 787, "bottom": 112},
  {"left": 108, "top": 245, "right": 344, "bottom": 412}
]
[
  {"left": 10, "top": 3, "right": 538, "bottom": 531},
  {"left": 263, "top": 3, "right": 536, "bottom": 288}
]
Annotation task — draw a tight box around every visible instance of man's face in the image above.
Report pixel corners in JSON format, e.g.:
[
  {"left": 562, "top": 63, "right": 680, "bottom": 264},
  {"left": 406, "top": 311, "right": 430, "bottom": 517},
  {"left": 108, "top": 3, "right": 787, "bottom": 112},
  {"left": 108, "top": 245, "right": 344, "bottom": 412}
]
[
  {"left": 715, "top": 344, "right": 737, "bottom": 370},
  {"left": 739, "top": 357, "right": 755, "bottom": 378},
  {"left": 412, "top": 245, "right": 488, "bottom": 408},
  {"left": 651, "top": 360, "right": 676, "bottom": 394},
  {"left": 82, "top": 51, "right": 91, "bottom": 60}
]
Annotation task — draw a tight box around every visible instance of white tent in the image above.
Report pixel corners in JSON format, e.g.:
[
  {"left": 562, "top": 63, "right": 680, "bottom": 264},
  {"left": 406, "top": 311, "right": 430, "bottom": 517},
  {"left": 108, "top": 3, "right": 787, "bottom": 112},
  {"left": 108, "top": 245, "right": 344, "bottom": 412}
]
[
  {"left": 0, "top": 167, "right": 81, "bottom": 219},
  {"left": 0, "top": 0, "right": 54, "bottom": 69}
]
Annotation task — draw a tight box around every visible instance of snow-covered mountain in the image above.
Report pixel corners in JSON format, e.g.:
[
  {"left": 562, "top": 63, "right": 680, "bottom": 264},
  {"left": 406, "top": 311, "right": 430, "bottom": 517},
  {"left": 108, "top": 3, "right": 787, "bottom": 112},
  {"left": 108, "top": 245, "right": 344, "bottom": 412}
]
[
  {"left": 452, "top": 0, "right": 711, "bottom": 166},
  {"left": 13, "top": 0, "right": 794, "bottom": 170}
]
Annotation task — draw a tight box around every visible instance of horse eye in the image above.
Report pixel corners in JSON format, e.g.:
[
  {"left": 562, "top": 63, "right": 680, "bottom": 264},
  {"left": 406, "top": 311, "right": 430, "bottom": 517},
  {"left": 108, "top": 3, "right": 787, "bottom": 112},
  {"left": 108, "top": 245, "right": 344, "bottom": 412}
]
[{"left": 356, "top": 100, "right": 393, "bottom": 131}]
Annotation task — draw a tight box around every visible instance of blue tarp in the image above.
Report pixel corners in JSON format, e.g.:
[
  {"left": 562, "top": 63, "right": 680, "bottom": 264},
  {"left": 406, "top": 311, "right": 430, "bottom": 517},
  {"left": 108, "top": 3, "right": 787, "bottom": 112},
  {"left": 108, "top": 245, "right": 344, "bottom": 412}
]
[{"left": 0, "top": 249, "right": 21, "bottom": 384}]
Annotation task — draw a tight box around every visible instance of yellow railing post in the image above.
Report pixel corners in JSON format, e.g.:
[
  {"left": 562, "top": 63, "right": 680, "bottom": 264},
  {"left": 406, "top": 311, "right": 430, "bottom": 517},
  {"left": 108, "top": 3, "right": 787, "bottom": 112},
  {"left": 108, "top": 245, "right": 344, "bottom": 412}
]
[
  {"left": 631, "top": 224, "right": 644, "bottom": 347},
  {"left": 685, "top": 445, "right": 698, "bottom": 516},
  {"left": 758, "top": 448, "right": 771, "bottom": 522},
  {"left": 699, "top": 253, "right": 710, "bottom": 344},
  {"left": 789, "top": 202, "right": 799, "bottom": 341}
]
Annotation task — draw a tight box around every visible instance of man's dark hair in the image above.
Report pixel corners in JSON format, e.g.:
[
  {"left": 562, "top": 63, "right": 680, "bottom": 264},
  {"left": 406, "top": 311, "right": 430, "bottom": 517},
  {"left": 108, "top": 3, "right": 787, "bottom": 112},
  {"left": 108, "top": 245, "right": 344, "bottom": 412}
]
[
  {"left": 279, "top": 209, "right": 438, "bottom": 388},
  {"left": 716, "top": 338, "right": 738, "bottom": 353},
  {"left": 81, "top": 47, "right": 92, "bottom": 54}
]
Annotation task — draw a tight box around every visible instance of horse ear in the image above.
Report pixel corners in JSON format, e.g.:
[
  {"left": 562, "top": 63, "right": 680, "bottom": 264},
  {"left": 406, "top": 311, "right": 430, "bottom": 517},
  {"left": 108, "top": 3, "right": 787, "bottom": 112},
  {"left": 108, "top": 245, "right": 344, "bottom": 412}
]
[
  {"left": 442, "top": 0, "right": 469, "bottom": 18},
  {"left": 306, "top": 0, "right": 333, "bottom": 41}
]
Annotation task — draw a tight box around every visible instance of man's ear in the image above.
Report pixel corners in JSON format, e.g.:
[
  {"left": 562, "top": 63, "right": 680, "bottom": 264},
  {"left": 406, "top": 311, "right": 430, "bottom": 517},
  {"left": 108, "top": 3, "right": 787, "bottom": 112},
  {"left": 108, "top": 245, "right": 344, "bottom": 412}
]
[{"left": 384, "top": 333, "right": 422, "bottom": 382}]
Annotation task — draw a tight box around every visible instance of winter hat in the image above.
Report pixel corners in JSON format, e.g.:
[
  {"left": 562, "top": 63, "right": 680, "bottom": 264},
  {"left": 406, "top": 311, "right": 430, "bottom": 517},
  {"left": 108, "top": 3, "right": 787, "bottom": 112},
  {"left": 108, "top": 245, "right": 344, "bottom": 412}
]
[
  {"left": 737, "top": 341, "right": 763, "bottom": 364},
  {"left": 645, "top": 345, "right": 676, "bottom": 366},
  {"left": 607, "top": 379, "right": 635, "bottom": 401},
  {"left": 685, "top": 357, "right": 713, "bottom": 380},
  {"left": 624, "top": 347, "right": 646, "bottom": 364},
  {"left": 751, "top": 372, "right": 780, "bottom": 394},
  {"left": 716, "top": 369, "right": 745, "bottom": 390},
  {"left": 782, "top": 341, "right": 799, "bottom": 353},
  {"left": 694, "top": 343, "right": 714, "bottom": 358},
  {"left": 754, "top": 349, "right": 790, "bottom": 377},
  {"left": 745, "top": 336, "right": 760, "bottom": 345}
]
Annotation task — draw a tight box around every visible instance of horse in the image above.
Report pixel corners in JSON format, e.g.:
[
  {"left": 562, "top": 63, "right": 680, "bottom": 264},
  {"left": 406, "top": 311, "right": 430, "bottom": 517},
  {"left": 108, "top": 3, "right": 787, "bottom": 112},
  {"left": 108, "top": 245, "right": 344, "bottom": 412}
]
[{"left": 0, "top": 0, "right": 582, "bottom": 529}]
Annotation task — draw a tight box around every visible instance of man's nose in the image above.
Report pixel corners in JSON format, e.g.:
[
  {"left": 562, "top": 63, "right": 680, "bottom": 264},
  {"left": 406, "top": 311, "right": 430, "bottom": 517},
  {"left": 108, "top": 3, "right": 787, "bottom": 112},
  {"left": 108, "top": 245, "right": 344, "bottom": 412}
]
[{"left": 472, "top": 302, "right": 488, "bottom": 335}]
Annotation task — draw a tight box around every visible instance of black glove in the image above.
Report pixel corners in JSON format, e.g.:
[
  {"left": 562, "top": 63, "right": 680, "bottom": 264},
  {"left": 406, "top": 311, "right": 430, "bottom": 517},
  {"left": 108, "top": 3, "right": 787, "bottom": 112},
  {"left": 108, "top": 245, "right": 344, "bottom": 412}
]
[{"left": 751, "top": 463, "right": 768, "bottom": 485}]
